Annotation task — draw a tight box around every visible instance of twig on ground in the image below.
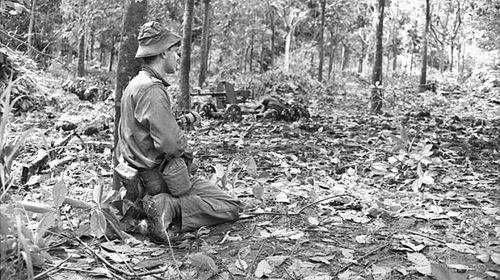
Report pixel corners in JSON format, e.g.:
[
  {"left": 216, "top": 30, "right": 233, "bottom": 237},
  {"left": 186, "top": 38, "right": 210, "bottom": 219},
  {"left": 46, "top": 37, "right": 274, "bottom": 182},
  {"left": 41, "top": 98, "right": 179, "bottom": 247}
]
[
  {"left": 246, "top": 240, "right": 266, "bottom": 280},
  {"left": 108, "top": 269, "right": 128, "bottom": 280},
  {"left": 333, "top": 244, "right": 388, "bottom": 276},
  {"left": 295, "top": 194, "right": 355, "bottom": 214},
  {"left": 407, "top": 230, "right": 445, "bottom": 244},
  {"left": 70, "top": 233, "right": 134, "bottom": 277},
  {"left": 102, "top": 234, "right": 138, "bottom": 278},
  {"left": 33, "top": 256, "right": 71, "bottom": 279},
  {"left": 243, "top": 194, "right": 356, "bottom": 217},
  {"left": 283, "top": 267, "right": 297, "bottom": 280},
  {"left": 47, "top": 265, "right": 107, "bottom": 276},
  {"left": 162, "top": 214, "right": 183, "bottom": 279}
]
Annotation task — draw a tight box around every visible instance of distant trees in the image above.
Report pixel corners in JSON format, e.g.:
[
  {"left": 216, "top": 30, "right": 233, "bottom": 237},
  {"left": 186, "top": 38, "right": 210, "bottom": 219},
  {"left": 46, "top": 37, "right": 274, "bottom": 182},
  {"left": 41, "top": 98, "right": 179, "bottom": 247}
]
[
  {"left": 1, "top": 0, "right": 499, "bottom": 87},
  {"left": 179, "top": 0, "right": 195, "bottom": 111},
  {"left": 198, "top": 0, "right": 211, "bottom": 87},
  {"left": 371, "top": 0, "right": 385, "bottom": 113},
  {"left": 419, "top": 0, "right": 430, "bottom": 92}
]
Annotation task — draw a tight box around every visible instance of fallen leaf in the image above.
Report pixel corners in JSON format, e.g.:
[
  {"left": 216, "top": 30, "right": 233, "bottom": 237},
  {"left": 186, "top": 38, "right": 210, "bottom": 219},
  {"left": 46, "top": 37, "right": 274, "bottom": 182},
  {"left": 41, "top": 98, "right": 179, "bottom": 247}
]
[
  {"left": 303, "top": 275, "right": 333, "bottom": 280},
  {"left": 89, "top": 267, "right": 111, "bottom": 277},
  {"left": 407, "top": 252, "right": 430, "bottom": 267},
  {"left": 254, "top": 260, "right": 272, "bottom": 278},
  {"left": 401, "top": 239, "right": 425, "bottom": 252},
  {"left": 100, "top": 242, "right": 133, "bottom": 253},
  {"left": 235, "top": 259, "right": 248, "bottom": 271},
  {"left": 52, "top": 180, "right": 67, "bottom": 208},
  {"left": 476, "top": 254, "right": 489, "bottom": 263},
  {"left": 485, "top": 271, "right": 499, "bottom": 278},
  {"left": 252, "top": 185, "right": 264, "bottom": 200},
  {"left": 227, "top": 263, "right": 246, "bottom": 276},
  {"left": 189, "top": 253, "right": 218, "bottom": 273},
  {"left": 491, "top": 253, "right": 500, "bottom": 265},
  {"left": 355, "top": 235, "right": 371, "bottom": 244},
  {"left": 372, "top": 265, "right": 392, "bottom": 280},
  {"left": 446, "top": 243, "right": 476, "bottom": 254},
  {"left": 447, "top": 264, "right": 472, "bottom": 271},
  {"left": 101, "top": 251, "right": 128, "bottom": 263},
  {"left": 247, "top": 156, "right": 258, "bottom": 177},
  {"left": 407, "top": 252, "right": 431, "bottom": 276},
  {"left": 266, "top": 255, "right": 287, "bottom": 267},
  {"left": 431, "top": 262, "right": 467, "bottom": 280},
  {"left": 308, "top": 217, "right": 320, "bottom": 226},
  {"left": 338, "top": 269, "right": 361, "bottom": 280},
  {"left": 309, "top": 255, "right": 335, "bottom": 265},
  {"left": 275, "top": 192, "right": 290, "bottom": 203}
]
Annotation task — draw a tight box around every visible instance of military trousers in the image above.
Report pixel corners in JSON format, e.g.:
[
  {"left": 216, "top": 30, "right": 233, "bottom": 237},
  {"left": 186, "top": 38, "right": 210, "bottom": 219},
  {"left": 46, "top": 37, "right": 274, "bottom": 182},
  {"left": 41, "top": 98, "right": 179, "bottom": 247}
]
[{"left": 131, "top": 169, "right": 242, "bottom": 232}]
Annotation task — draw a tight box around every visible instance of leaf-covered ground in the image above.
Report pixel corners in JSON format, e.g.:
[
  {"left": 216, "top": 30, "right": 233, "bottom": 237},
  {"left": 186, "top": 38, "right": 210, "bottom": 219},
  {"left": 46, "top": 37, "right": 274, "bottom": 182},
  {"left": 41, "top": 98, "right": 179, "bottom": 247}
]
[{"left": 3, "top": 70, "right": 500, "bottom": 280}]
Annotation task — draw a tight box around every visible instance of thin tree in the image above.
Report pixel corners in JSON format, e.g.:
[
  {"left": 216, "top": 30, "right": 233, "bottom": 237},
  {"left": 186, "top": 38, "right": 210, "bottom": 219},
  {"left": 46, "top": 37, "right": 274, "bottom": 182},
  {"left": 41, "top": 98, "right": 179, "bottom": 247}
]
[
  {"left": 419, "top": 0, "right": 430, "bottom": 92},
  {"left": 77, "top": 0, "right": 86, "bottom": 77},
  {"left": 179, "top": 0, "right": 194, "bottom": 111},
  {"left": 113, "top": 0, "right": 148, "bottom": 190},
  {"left": 198, "top": 0, "right": 211, "bottom": 87},
  {"left": 27, "top": 0, "right": 36, "bottom": 57},
  {"left": 318, "top": 0, "right": 326, "bottom": 81},
  {"left": 370, "top": 0, "right": 385, "bottom": 113},
  {"left": 269, "top": 4, "right": 276, "bottom": 69}
]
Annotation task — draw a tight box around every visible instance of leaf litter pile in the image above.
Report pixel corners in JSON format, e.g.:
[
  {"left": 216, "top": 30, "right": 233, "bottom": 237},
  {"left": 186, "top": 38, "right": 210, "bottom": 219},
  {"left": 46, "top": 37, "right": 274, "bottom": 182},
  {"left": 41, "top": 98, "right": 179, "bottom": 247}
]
[{"left": 1, "top": 68, "right": 500, "bottom": 280}]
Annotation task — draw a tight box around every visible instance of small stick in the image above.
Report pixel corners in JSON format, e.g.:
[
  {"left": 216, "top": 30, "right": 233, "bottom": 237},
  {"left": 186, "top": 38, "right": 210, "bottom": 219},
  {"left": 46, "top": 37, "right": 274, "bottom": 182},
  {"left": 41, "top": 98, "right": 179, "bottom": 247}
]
[
  {"left": 243, "top": 194, "right": 356, "bottom": 217},
  {"left": 73, "top": 235, "right": 134, "bottom": 277},
  {"left": 407, "top": 230, "right": 445, "bottom": 244},
  {"left": 47, "top": 265, "right": 107, "bottom": 276},
  {"left": 246, "top": 240, "right": 266, "bottom": 280},
  {"left": 333, "top": 244, "right": 387, "bottom": 276},
  {"left": 295, "top": 194, "right": 355, "bottom": 214},
  {"left": 102, "top": 234, "right": 138, "bottom": 278},
  {"left": 33, "top": 256, "right": 71, "bottom": 279}
]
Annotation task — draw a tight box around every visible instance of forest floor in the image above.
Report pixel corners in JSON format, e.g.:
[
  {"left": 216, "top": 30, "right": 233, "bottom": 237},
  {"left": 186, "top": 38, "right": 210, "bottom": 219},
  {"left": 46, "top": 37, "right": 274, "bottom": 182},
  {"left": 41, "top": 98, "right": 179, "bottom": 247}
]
[{"left": 1, "top": 65, "right": 500, "bottom": 280}]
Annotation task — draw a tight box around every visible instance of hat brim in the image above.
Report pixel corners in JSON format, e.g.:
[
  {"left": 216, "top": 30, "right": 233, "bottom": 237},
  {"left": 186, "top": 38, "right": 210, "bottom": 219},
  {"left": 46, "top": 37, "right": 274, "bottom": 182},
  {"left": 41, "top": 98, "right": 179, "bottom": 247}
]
[{"left": 135, "top": 34, "right": 181, "bottom": 59}]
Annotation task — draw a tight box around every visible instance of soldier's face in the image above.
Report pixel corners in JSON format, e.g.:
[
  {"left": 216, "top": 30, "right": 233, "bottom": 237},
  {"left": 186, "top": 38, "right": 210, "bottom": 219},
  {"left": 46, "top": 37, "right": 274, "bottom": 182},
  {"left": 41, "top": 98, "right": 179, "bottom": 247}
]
[{"left": 163, "top": 47, "right": 179, "bottom": 74}]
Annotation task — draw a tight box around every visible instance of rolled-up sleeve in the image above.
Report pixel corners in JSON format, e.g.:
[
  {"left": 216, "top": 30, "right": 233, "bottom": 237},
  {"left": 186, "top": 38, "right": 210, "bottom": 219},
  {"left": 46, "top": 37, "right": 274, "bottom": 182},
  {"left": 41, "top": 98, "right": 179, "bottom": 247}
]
[{"left": 134, "top": 85, "right": 187, "bottom": 157}]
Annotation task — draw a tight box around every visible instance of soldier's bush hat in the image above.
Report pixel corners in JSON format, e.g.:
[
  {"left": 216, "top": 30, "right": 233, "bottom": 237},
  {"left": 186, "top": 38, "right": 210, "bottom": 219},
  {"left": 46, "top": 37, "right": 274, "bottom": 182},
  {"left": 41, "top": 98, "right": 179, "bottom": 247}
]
[{"left": 135, "top": 21, "right": 181, "bottom": 59}]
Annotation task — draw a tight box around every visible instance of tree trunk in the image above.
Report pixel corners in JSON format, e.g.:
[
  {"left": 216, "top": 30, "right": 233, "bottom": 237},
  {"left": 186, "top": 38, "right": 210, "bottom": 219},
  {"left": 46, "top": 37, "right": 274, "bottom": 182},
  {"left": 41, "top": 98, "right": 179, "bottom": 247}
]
[
  {"left": 90, "top": 29, "right": 95, "bottom": 61},
  {"left": 318, "top": 0, "right": 326, "bottom": 81},
  {"left": 341, "top": 43, "right": 350, "bottom": 71},
  {"left": 450, "top": 42, "right": 454, "bottom": 72},
  {"left": 113, "top": 0, "right": 148, "bottom": 191},
  {"left": 358, "top": 36, "right": 366, "bottom": 74},
  {"left": 179, "top": 0, "right": 194, "bottom": 111},
  {"left": 284, "top": 27, "right": 292, "bottom": 71},
  {"left": 108, "top": 35, "right": 116, "bottom": 72},
  {"left": 27, "top": 0, "right": 36, "bottom": 57},
  {"left": 270, "top": 8, "right": 275, "bottom": 69},
  {"left": 409, "top": 43, "right": 414, "bottom": 76},
  {"left": 460, "top": 43, "right": 465, "bottom": 75},
  {"left": 77, "top": 0, "right": 86, "bottom": 77},
  {"left": 249, "top": 31, "right": 254, "bottom": 73},
  {"left": 242, "top": 46, "right": 249, "bottom": 72},
  {"left": 328, "top": 30, "right": 334, "bottom": 80},
  {"left": 259, "top": 34, "right": 265, "bottom": 73},
  {"left": 198, "top": 0, "right": 210, "bottom": 87},
  {"left": 370, "top": 0, "right": 385, "bottom": 113},
  {"left": 77, "top": 33, "right": 85, "bottom": 77},
  {"left": 419, "top": 0, "right": 430, "bottom": 92}
]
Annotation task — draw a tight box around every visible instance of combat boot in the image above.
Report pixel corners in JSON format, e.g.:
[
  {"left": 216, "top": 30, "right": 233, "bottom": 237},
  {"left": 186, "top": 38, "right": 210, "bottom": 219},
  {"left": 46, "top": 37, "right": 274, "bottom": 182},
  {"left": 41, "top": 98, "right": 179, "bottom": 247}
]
[{"left": 142, "top": 193, "right": 180, "bottom": 243}]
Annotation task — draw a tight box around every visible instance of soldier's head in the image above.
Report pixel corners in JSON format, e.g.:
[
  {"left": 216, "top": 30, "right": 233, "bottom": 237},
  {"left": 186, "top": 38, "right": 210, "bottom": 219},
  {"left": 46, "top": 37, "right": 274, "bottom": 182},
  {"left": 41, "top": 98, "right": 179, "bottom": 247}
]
[{"left": 135, "top": 21, "right": 181, "bottom": 74}]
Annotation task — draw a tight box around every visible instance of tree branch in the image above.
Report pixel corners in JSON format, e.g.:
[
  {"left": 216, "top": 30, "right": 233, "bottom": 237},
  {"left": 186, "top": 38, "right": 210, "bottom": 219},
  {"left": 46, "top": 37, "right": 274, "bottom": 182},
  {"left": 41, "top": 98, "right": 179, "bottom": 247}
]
[{"left": 0, "top": 29, "right": 58, "bottom": 59}]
